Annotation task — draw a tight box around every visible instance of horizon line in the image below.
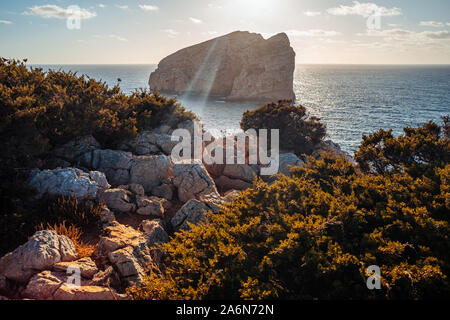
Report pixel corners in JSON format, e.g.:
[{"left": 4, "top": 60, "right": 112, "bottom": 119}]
[{"left": 26, "top": 63, "right": 450, "bottom": 66}]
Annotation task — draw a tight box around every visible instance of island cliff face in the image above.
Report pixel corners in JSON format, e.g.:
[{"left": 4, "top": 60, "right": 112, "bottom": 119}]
[{"left": 149, "top": 31, "right": 296, "bottom": 101}]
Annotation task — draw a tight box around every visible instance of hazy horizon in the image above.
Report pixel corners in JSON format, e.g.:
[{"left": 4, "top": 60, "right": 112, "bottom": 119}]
[{"left": 1, "top": 1, "right": 450, "bottom": 65}]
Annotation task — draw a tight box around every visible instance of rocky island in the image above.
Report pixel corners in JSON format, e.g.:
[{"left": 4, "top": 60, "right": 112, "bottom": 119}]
[{"left": 149, "top": 31, "right": 296, "bottom": 101}]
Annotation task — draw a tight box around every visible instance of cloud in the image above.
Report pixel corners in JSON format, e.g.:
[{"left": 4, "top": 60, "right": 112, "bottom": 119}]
[
  {"left": 0, "top": 20, "right": 13, "bottom": 25},
  {"left": 189, "top": 17, "right": 203, "bottom": 24},
  {"left": 115, "top": 5, "right": 129, "bottom": 10},
  {"left": 139, "top": 5, "right": 159, "bottom": 11},
  {"left": 24, "top": 5, "right": 97, "bottom": 20},
  {"left": 286, "top": 29, "right": 342, "bottom": 37},
  {"left": 420, "top": 21, "right": 444, "bottom": 28},
  {"left": 327, "top": 1, "right": 402, "bottom": 18},
  {"left": 162, "top": 29, "right": 179, "bottom": 38},
  {"left": 422, "top": 30, "right": 450, "bottom": 40},
  {"left": 109, "top": 35, "right": 128, "bottom": 41},
  {"left": 304, "top": 11, "right": 321, "bottom": 17},
  {"left": 359, "top": 28, "right": 450, "bottom": 41},
  {"left": 98, "top": 4, "right": 106, "bottom": 8}
]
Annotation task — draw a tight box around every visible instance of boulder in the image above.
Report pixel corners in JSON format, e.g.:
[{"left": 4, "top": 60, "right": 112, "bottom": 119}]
[
  {"left": 278, "top": 153, "right": 304, "bottom": 176},
  {"left": 52, "top": 135, "right": 101, "bottom": 163},
  {"left": 151, "top": 183, "right": 174, "bottom": 200},
  {"left": 128, "top": 184, "right": 145, "bottom": 196},
  {"left": 129, "top": 155, "right": 174, "bottom": 193},
  {"left": 23, "top": 270, "right": 68, "bottom": 300},
  {"left": 0, "top": 230, "right": 77, "bottom": 283},
  {"left": 136, "top": 196, "right": 165, "bottom": 217},
  {"left": 312, "top": 140, "right": 354, "bottom": 163},
  {"left": 222, "top": 164, "right": 258, "bottom": 183},
  {"left": 149, "top": 31, "right": 296, "bottom": 101},
  {"left": 99, "top": 207, "right": 116, "bottom": 226},
  {"left": 53, "top": 283, "right": 121, "bottom": 300},
  {"left": 215, "top": 175, "right": 252, "bottom": 191},
  {"left": 173, "top": 161, "right": 219, "bottom": 203},
  {"left": 81, "top": 149, "right": 133, "bottom": 186},
  {"left": 140, "top": 220, "right": 170, "bottom": 246},
  {"left": 171, "top": 196, "right": 224, "bottom": 231},
  {"left": 53, "top": 257, "right": 98, "bottom": 279},
  {"left": 97, "top": 188, "right": 136, "bottom": 213},
  {"left": 96, "top": 222, "right": 151, "bottom": 285},
  {"left": 28, "top": 168, "right": 109, "bottom": 199}
]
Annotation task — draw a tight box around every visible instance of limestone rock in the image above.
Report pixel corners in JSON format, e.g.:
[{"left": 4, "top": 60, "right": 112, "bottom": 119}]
[
  {"left": 149, "top": 31, "right": 295, "bottom": 101},
  {"left": 140, "top": 220, "right": 170, "bottom": 246},
  {"left": 52, "top": 135, "right": 101, "bottom": 163},
  {"left": 97, "top": 188, "right": 136, "bottom": 213},
  {"left": 96, "top": 222, "right": 151, "bottom": 285},
  {"left": 0, "top": 231, "right": 77, "bottom": 283},
  {"left": 171, "top": 196, "right": 223, "bottom": 231},
  {"left": 222, "top": 164, "right": 258, "bottom": 183},
  {"left": 278, "top": 153, "right": 304, "bottom": 176},
  {"left": 151, "top": 183, "right": 174, "bottom": 200},
  {"left": 22, "top": 270, "right": 65, "bottom": 300},
  {"left": 28, "top": 168, "right": 109, "bottom": 199},
  {"left": 81, "top": 149, "right": 133, "bottom": 186},
  {"left": 96, "top": 222, "right": 146, "bottom": 254},
  {"left": 128, "top": 183, "right": 145, "bottom": 196},
  {"left": 136, "top": 196, "right": 165, "bottom": 217},
  {"left": 53, "top": 283, "right": 120, "bottom": 300},
  {"left": 129, "top": 155, "right": 174, "bottom": 193},
  {"left": 312, "top": 140, "right": 354, "bottom": 163},
  {"left": 173, "top": 161, "right": 219, "bottom": 203},
  {"left": 53, "top": 257, "right": 98, "bottom": 279},
  {"left": 215, "top": 175, "right": 252, "bottom": 191},
  {"left": 121, "top": 131, "right": 178, "bottom": 156},
  {"left": 99, "top": 207, "right": 116, "bottom": 226}
]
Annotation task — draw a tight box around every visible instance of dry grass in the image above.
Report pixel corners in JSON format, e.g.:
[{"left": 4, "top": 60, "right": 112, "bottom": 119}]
[{"left": 37, "top": 221, "right": 95, "bottom": 258}]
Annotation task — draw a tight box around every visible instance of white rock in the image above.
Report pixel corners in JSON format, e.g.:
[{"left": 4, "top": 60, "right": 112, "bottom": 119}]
[
  {"left": 0, "top": 231, "right": 77, "bottom": 283},
  {"left": 28, "top": 168, "right": 109, "bottom": 199}
]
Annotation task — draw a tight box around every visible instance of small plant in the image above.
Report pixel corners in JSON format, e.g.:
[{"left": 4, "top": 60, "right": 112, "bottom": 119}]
[{"left": 37, "top": 221, "right": 95, "bottom": 258}]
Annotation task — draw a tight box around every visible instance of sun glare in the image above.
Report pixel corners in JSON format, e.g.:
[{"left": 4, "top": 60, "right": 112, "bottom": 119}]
[{"left": 230, "top": 0, "right": 276, "bottom": 17}]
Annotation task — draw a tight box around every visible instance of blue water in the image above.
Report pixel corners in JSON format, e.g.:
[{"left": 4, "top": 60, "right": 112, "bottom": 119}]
[{"left": 31, "top": 64, "right": 450, "bottom": 153}]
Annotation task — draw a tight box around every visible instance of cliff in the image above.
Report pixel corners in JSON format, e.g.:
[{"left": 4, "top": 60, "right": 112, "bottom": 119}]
[{"left": 149, "top": 31, "right": 296, "bottom": 101}]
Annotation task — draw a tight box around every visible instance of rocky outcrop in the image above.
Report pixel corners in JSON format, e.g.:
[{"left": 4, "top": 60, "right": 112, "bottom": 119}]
[
  {"left": 53, "top": 257, "right": 99, "bottom": 280},
  {"left": 98, "top": 188, "right": 137, "bottom": 214},
  {"left": 311, "top": 140, "right": 354, "bottom": 163},
  {"left": 278, "top": 153, "right": 304, "bottom": 176},
  {"left": 96, "top": 222, "right": 152, "bottom": 285},
  {"left": 149, "top": 31, "right": 296, "bottom": 101},
  {"left": 140, "top": 220, "right": 170, "bottom": 246},
  {"left": 173, "top": 161, "right": 219, "bottom": 203},
  {"left": 81, "top": 149, "right": 174, "bottom": 193},
  {"left": 28, "top": 168, "right": 109, "bottom": 199},
  {"left": 0, "top": 231, "right": 78, "bottom": 283},
  {"left": 171, "top": 194, "right": 224, "bottom": 232}
]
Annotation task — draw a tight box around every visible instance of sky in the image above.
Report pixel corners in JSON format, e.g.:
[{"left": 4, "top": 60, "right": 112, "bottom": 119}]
[{"left": 0, "top": 0, "right": 449, "bottom": 64}]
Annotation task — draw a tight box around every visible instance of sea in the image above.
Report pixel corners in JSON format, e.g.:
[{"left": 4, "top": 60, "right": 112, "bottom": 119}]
[{"left": 30, "top": 64, "right": 450, "bottom": 154}]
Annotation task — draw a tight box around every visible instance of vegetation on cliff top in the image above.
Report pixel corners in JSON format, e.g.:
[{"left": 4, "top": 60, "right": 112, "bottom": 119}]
[
  {"left": 240, "top": 100, "right": 327, "bottom": 156},
  {"left": 130, "top": 119, "right": 449, "bottom": 300},
  {"left": 0, "top": 58, "right": 196, "bottom": 255}
]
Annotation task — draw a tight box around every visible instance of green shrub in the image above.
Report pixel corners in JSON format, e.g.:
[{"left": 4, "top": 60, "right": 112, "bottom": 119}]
[
  {"left": 0, "top": 58, "right": 197, "bottom": 169},
  {"left": 129, "top": 120, "right": 449, "bottom": 300},
  {"left": 240, "top": 100, "right": 326, "bottom": 155},
  {"left": 0, "top": 57, "right": 197, "bottom": 255}
]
